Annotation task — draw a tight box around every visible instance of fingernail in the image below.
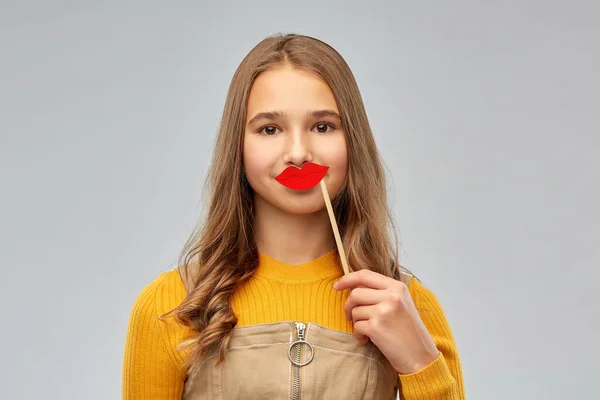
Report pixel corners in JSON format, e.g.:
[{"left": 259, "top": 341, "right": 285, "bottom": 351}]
[{"left": 333, "top": 281, "right": 339, "bottom": 289}]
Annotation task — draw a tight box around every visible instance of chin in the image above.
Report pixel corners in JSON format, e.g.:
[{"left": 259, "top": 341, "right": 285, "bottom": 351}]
[
  {"left": 283, "top": 204, "right": 325, "bottom": 215},
  {"left": 253, "top": 179, "right": 344, "bottom": 215},
  {"left": 275, "top": 196, "right": 325, "bottom": 215},
  {"left": 254, "top": 192, "right": 322, "bottom": 215}
]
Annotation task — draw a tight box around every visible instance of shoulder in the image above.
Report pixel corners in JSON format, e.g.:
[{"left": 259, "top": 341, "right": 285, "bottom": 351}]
[
  {"left": 404, "top": 274, "right": 446, "bottom": 314},
  {"left": 405, "top": 276, "right": 456, "bottom": 338},
  {"left": 126, "top": 269, "right": 192, "bottom": 370},
  {"left": 126, "top": 268, "right": 190, "bottom": 346},
  {"left": 130, "top": 268, "right": 188, "bottom": 318},
  {"left": 124, "top": 269, "right": 191, "bottom": 385}
]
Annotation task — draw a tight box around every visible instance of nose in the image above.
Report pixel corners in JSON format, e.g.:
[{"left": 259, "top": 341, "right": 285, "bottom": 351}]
[{"left": 282, "top": 128, "right": 312, "bottom": 167}]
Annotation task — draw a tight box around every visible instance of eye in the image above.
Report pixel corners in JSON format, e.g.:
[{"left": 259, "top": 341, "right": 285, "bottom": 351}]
[
  {"left": 257, "top": 123, "right": 336, "bottom": 136},
  {"left": 258, "top": 125, "right": 281, "bottom": 136},
  {"left": 312, "top": 123, "right": 335, "bottom": 134}
]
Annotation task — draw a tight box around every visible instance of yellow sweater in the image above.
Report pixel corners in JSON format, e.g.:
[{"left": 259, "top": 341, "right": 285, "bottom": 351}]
[{"left": 122, "top": 249, "right": 465, "bottom": 399}]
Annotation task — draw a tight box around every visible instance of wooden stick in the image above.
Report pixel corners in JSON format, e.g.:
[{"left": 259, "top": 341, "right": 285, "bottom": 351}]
[{"left": 320, "top": 180, "right": 350, "bottom": 275}]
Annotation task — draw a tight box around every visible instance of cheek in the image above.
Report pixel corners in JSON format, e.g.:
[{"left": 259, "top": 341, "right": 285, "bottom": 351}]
[
  {"left": 321, "top": 137, "right": 348, "bottom": 201},
  {"left": 331, "top": 149, "right": 348, "bottom": 172},
  {"left": 323, "top": 137, "right": 348, "bottom": 178},
  {"left": 243, "top": 136, "right": 273, "bottom": 178}
]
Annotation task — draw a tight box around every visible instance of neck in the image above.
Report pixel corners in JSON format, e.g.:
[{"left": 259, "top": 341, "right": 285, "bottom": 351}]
[{"left": 253, "top": 195, "right": 336, "bottom": 265}]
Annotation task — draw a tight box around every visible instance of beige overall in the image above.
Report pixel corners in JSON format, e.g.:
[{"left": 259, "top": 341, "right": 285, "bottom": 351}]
[{"left": 182, "top": 273, "right": 414, "bottom": 399}]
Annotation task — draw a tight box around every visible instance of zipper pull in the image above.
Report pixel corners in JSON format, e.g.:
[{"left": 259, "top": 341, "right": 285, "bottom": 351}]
[
  {"left": 295, "top": 322, "right": 306, "bottom": 341},
  {"left": 288, "top": 322, "right": 314, "bottom": 367}
]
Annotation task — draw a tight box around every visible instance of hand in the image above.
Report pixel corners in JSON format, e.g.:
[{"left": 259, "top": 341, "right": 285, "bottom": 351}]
[{"left": 333, "top": 269, "right": 440, "bottom": 374}]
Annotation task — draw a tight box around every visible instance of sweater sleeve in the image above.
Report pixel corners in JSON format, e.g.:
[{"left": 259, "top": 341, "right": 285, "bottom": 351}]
[
  {"left": 398, "top": 278, "right": 466, "bottom": 400},
  {"left": 122, "top": 273, "right": 187, "bottom": 399}
]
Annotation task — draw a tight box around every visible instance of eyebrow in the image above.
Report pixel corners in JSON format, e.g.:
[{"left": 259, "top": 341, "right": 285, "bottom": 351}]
[{"left": 246, "top": 109, "right": 342, "bottom": 126}]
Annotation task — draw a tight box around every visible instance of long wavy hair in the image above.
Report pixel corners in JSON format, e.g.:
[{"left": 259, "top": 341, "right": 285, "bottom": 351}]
[{"left": 161, "top": 32, "right": 407, "bottom": 375}]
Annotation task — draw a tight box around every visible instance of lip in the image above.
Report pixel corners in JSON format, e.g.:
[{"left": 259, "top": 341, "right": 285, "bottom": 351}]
[{"left": 274, "top": 162, "right": 330, "bottom": 190}]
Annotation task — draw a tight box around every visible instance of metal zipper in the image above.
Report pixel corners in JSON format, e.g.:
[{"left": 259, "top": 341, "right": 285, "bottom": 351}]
[
  {"left": 292, "top": 322, "right": 303, "bottom": 400},
  {"left": 288, "top": 322, "right": 314, "bottom": 400}
]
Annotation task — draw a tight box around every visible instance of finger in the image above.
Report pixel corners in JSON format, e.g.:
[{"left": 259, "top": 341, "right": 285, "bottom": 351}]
[
  {"left": 334, "top": 269, "right": 394, "bottom": 291},
  {"left": 353, "top": 320, "right": 371, "bottom": 344},
  {"left": 351, "top": 305, "right": 374, "bottom": 323},
  {"left": 344, "top": 288, "right": 388, "bottom": 321},
  {"left": 347, "top": 283, "right": 369, "bottom": 294}
]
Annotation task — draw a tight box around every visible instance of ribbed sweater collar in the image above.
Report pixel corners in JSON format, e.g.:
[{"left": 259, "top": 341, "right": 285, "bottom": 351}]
[{"left": 255, "top": 248, "right": 343, "bottom": 282}]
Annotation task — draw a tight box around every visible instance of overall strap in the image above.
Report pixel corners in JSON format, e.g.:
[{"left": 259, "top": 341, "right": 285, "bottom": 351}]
[{"left": 399, "top": 269, "right": 414, "bottom": 286}]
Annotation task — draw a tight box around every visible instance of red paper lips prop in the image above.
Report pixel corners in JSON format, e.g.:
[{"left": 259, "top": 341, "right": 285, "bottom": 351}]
[{"left": 274, "top": 162, "right": 329, "bottom": 190}]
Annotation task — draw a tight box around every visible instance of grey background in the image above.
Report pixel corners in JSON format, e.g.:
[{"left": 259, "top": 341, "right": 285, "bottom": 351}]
[{"left": 1, "top": 1, "right": 598, "bottom": 399}]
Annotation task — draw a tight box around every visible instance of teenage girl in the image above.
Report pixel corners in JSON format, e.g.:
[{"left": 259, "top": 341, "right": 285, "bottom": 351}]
[{"left": 123, "top": 33, "right": 465, "bottom": 399}]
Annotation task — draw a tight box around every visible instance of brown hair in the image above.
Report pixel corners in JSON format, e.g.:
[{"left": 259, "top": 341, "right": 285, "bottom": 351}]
[{"left": 161, "top": 32, "right": 407, "bottom": 375}]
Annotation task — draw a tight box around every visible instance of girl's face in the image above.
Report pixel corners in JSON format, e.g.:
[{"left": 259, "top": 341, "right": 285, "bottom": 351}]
[{"left": 243, "top": 65, "right": 348, "bottom": 214}]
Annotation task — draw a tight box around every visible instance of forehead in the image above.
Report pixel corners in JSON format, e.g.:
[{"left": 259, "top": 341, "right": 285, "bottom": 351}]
[{"left": 246, "top": 66, "right": 339, "bottom": 118}]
